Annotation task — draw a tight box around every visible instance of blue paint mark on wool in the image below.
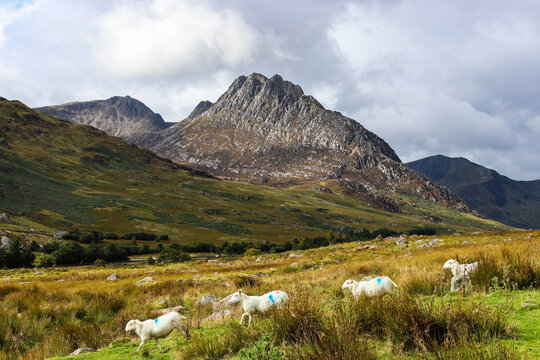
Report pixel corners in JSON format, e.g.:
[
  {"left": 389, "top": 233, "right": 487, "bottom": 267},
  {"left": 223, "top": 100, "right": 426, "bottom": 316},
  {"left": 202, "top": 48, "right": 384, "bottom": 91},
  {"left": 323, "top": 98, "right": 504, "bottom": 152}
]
[
  {"left": 268, "top": 294, "right": 275, "bottom": 303},
  {"left": 155, "top": 317, "right": 161, "bottom": 325},
  {"left": 377, "top": 277, "right": 382, "bottom": 286}
]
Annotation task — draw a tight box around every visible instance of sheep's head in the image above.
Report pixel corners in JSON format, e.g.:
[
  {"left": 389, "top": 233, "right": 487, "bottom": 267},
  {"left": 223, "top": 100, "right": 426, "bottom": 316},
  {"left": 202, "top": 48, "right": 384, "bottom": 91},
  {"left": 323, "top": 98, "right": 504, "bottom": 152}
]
[
  {"left": 229, "top": 289, "right": 242, "bottom": 305},
  {"left": 443, "top": 259, "right": 458, "bottom": 270},
  {"left": 125, "top": 320, "right": 139, "bottom": 332},
  {"left": 341, "top": 279, "right": 355, "bottom": 290}
]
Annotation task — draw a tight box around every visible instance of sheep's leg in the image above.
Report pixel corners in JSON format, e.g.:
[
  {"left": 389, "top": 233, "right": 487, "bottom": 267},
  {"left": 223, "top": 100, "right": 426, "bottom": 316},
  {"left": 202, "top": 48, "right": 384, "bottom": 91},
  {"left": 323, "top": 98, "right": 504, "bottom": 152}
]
[
  {"left": 155, "top": 338, "right": 162, "bottom": 351},
  {"left": 248, "top": 314, "right": 252, "bottom": 327},
  {"left": 240, "top": 313, "right": 247, "bottom": 325},
  {"left": 136, "top": 340, "right": 145, "bottom": 352}
]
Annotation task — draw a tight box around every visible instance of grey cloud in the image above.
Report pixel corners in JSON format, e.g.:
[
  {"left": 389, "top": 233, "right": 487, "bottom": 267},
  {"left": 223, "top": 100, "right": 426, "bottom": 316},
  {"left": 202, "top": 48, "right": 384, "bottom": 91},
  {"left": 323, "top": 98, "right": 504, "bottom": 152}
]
[{"left": 0, "top": 0, "right": 538, "bottom": 180}]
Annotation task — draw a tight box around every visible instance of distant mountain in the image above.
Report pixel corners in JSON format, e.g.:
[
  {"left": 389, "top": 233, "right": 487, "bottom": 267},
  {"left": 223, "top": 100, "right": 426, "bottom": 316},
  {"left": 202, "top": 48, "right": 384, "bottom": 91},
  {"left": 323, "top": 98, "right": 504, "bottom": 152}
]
[
  {"left": 35, "top": 96, "right": 171, "bottom": 139},
  {"left": 406, "top": 155, "right": 540, "bottom": 229},
  {"left": 0, "top": 98, "right": 510, "bottom": 239},
  {"left": 133, "top": 73, "right": 471, "bottom": 214}
]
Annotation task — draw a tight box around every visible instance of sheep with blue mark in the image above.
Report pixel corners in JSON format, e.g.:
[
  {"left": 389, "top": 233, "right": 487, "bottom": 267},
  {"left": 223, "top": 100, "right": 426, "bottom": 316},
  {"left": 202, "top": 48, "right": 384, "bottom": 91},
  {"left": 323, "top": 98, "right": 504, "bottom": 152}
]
[
  {"left": 341, "top": 276, "right": 398, "bottom": 298},
  {"left": 125, "top": 311, "right": 186, "bottom": 352},
  {"left": 229, "top": 289, "right": 289, "bottom": 326}
]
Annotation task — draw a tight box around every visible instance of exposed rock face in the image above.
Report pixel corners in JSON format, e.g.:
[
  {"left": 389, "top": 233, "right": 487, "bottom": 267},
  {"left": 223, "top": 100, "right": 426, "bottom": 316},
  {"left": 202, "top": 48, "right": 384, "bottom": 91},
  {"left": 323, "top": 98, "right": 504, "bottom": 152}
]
[
  {"left": 133, "top": 73, "right": 471, "bottom": 213},
  {"left": 35, "top": 96, "right": 169, "bottom": 140}
]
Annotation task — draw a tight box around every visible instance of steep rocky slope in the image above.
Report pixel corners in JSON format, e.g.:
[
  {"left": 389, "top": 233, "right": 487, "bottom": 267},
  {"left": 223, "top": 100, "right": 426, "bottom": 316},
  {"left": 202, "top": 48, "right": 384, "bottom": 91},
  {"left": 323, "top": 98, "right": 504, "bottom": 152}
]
[
  {"left": 134, "top": 73, "right": 471, "bottom": 213},
  {"left": 407, "top": 155, "right": 540, "bottom": 229},
  {"left": 36, "top": 96, "right": 169, "bottom": 139}
]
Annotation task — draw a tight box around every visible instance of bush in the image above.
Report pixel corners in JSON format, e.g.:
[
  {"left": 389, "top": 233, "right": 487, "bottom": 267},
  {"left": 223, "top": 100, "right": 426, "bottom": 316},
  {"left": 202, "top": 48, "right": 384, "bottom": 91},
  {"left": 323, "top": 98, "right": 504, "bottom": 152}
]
[
  {"left": 244, "top": 248, "right": 261, "bottom": 257},
  {"left": 121, "top": 232, "right": 157, "bottom": 241},
  {"left": 3, "top": 239, "right": 35, "bottom": 268},
  {"left": 104, "top": 233, "right": 119, "bottom": 240},
  {"left": 53, "top": 241, "right": 85, "bottom": 265},
  {"left": 146, "top": 256, "right": 156, "bottom": 265},
  {"left": 158, "top": 244, "right": 191, "bottom": 263},
  {"left": 32, "top": 253, "right": 56, "bottom": 268}
]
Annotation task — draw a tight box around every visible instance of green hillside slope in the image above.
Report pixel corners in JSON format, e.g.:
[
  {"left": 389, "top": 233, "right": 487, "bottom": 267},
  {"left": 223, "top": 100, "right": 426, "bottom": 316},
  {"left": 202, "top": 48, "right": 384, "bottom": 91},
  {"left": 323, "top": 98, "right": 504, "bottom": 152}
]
[
  {"left": 0, "top": 98, "right": 510, "bottom": 243},
  {"left": 407, "top": 155, "right": 540, "bottom": 229}
]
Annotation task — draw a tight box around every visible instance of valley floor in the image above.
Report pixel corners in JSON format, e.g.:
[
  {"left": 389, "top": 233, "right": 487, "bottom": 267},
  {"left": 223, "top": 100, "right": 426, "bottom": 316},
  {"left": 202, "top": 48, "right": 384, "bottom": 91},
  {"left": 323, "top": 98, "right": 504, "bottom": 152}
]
[{"left": 0, "top": 230, "right": 538, "bottom": 359}]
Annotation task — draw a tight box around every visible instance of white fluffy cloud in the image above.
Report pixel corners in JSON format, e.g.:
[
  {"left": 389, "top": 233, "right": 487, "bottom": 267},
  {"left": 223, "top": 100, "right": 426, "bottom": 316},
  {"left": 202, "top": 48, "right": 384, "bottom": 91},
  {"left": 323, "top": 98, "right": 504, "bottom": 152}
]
[{"left": 93, "top": 0, "right": 259, "bottom": 79}]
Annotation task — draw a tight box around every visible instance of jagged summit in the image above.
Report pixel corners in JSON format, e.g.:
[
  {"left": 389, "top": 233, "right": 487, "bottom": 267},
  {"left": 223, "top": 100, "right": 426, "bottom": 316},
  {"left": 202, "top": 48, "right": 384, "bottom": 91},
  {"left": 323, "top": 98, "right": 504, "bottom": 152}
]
[
  {"left": 133, "top": 73, "right": 469, "bottom": 213},
  {"left": 36, "top": 96, "right": 168, "bottom": 139}
]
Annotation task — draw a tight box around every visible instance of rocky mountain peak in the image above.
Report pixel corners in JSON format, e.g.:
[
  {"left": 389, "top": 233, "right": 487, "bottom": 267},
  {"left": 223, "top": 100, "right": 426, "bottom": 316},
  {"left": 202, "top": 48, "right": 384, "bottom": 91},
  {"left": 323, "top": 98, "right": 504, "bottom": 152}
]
[
  {"left": 35, "top": 96, "right": 167, "bottom": 139},
  {"left": 133, "top": 73, "right": 470, "bottom": 213}
]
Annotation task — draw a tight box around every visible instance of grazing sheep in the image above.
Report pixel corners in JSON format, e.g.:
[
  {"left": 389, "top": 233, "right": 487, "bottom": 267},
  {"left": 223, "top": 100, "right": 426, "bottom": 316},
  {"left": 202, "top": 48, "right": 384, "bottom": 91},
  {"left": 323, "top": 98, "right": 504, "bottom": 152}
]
[
  {"left": 443, "top": 259, "right": 479, "bottom": 292},
  {"left": 229, "top": 289, "right": 289, "bottom": 326},
  {"left": 341, "top": 276, "right": 398, "bottom": 298},
  {"left": 443, "top": 259, "right": 479, "bottom": 277},
  {"left": 125, "top": 311, "right": 185, "bottom": 352}
]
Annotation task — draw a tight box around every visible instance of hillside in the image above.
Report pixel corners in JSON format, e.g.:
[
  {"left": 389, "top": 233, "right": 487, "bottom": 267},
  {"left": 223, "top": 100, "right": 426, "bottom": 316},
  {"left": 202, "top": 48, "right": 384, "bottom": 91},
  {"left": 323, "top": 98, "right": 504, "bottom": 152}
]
[
  {"left": 0, "top": 98, "right": 510, "bottom": 242},
  {"left": 407, "top": 155, "right": 540, "bottom": 229},
  {"left": 35, "top": 96, "right": 170, "bottom": 139}
]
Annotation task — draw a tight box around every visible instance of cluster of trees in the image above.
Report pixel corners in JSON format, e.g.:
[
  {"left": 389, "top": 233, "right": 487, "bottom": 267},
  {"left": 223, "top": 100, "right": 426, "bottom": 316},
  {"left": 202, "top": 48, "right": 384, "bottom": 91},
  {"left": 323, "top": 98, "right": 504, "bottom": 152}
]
[
  {"left": 0, "top": 239, "right": 37, "bottom": 268},
  {"left": 219, "top": 227, "right": 439, "bottom": 255},
  {"left": 62, "top": 230, "right": 169, "bottom": 243}
]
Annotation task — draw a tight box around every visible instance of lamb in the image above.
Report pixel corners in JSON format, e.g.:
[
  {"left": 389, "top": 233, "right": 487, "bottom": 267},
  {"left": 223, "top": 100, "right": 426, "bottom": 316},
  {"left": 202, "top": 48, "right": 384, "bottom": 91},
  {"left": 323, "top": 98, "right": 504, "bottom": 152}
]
[
  {"left": 229, "top": 289, "right": 289, "bottom": 326},
  {"left": 341, "top": 276, "right": 398, "bottom": 298},
  {"left": 442, "top": 259, "right": 479, "bottom": 277},
  {"left": 125, "top": 311, "right": 185, "bottom": 352}
]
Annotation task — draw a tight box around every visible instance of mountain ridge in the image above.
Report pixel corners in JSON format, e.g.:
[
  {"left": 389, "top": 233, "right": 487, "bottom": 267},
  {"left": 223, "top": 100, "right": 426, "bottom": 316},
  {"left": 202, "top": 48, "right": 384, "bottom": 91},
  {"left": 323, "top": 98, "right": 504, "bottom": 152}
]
[
  {"left": 406, "top": 155, "right": 540, "bottom": 229},
  {"left": 132, "top": 73, "right": 470, "bottom": 214},
  {"left": 35, "top": 95, "right": 170, "bottom": 139}
]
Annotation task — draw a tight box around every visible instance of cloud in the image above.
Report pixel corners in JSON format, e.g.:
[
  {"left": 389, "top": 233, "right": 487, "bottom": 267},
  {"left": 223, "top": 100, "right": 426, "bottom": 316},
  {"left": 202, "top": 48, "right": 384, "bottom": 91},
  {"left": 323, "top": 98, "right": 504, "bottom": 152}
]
[
  {"left": 326, "top": 0, "right": 540, "bottom": 179},
  {"left": 92, "top": 0, "right": 259, "bottom": 79},
  {"left": 1, "top": 0, "right": 539, "bottom": 180}
]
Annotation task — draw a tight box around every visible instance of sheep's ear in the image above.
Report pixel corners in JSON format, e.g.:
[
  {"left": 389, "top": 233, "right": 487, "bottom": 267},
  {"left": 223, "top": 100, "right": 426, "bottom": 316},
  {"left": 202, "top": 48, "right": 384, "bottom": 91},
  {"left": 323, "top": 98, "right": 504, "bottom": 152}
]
[{"left": 238, "top": 289, "right": 242, "bottom": 293}]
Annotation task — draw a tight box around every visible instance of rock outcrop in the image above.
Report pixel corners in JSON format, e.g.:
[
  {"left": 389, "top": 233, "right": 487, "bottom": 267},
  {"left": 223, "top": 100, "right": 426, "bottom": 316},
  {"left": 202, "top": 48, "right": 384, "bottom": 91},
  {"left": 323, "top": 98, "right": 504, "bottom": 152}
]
[{"left": 36, "top": 96, "right": 170, "bottom": 140}]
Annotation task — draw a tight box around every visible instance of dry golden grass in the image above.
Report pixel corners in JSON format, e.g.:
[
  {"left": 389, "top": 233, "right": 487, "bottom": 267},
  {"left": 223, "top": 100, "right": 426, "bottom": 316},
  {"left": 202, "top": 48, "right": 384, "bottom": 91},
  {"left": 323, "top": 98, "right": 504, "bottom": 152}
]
[{"left": 0, "top": 230, "right": 537, "bottom": 359}]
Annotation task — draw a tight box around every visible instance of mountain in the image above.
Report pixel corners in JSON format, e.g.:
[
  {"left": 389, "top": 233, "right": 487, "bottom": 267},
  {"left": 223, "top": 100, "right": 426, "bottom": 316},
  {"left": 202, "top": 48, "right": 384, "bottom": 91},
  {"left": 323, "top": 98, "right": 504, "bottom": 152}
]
[
  {"left": 406, "top": 155, "right": 540, "bottom": 229},
  {"left": 35, "top": 96, "right": 171, "bottom": 139},
  {"left": 133, "top": 73, "right": 471, "bottom": 213},
  {"left": 0, "top": 97, "right": 510, "bottom": 241}
]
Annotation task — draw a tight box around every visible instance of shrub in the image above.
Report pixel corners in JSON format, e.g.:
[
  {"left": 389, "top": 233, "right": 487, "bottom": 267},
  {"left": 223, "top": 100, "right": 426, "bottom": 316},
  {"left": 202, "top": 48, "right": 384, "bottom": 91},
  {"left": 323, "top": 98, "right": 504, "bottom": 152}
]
[
  {"left": 32, "top": 253, "right": 56, "bottom": 268},
  {"left": 244, "top": 248, "right": 261, "bottom": 257},
  {"left": 104, "top": 233, "right": 119, "bottom": 240},
  {"left": 233, "top": 276, "right": 261, "bottom": 289},
  {"left": 146, "top": 256, "right": 156, "bottom": 265}
]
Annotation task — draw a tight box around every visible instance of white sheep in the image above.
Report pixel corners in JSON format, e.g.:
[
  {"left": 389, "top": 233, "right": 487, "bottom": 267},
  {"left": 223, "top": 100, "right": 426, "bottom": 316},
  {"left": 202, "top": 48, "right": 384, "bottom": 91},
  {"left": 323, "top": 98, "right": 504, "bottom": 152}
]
[
  {"left": 125, "top": 311, "right": 185, "bottom": 352},
  {"left": 442, "top": 259, "right": 479, "bottom": 277},
  {"left": 341, "top": 276, "right": 398, "bottom": 298},
  {"left": 229, "top": 289, "right": 289, "bottom": 326}
]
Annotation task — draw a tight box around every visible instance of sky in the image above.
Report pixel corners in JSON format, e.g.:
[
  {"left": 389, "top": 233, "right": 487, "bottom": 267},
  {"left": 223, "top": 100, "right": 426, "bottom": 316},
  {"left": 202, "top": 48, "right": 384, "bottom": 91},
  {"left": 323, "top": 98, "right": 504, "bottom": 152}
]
[{"left": 0, "top": 0, "right": 539, "bottom": 180}]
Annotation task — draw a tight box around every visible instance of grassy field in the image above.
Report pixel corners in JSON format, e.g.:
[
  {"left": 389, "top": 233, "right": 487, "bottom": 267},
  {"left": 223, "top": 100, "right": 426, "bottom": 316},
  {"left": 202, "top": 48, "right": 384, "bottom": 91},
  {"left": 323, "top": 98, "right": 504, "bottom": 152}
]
[
  {"left": 0, "top": 98, "right": 511, "bottom": 245},
  {"left": 0, "top": 230, "right": 537, "bottom": 359}
]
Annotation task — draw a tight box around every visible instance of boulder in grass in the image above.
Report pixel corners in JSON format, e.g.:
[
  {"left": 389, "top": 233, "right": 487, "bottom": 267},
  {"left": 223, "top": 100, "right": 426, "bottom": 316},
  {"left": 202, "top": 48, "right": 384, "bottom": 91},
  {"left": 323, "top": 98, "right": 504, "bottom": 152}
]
[
  {"left": 152, "top": 305, "right": 185, "bottom": 316},
  {"left": 205, "top": 309, "right": 233, "bottom": 322},
  {"left": 106, "top": 273, "right": 119, "bottom": 281},
  {"left": 70, "top": 348, "right": 95, "bottom": 356},
  {"left": 135, "top": 277, "right": 155, "bottom": 286},
  {"left": 0, "top": 213, "right": 13, "bottom": 224},
  {"left": 1, "top": 236, "right": 12, "bottom": 249},
  {"left": 195, "top": 295, "right": 218, "bottom": 306}
]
